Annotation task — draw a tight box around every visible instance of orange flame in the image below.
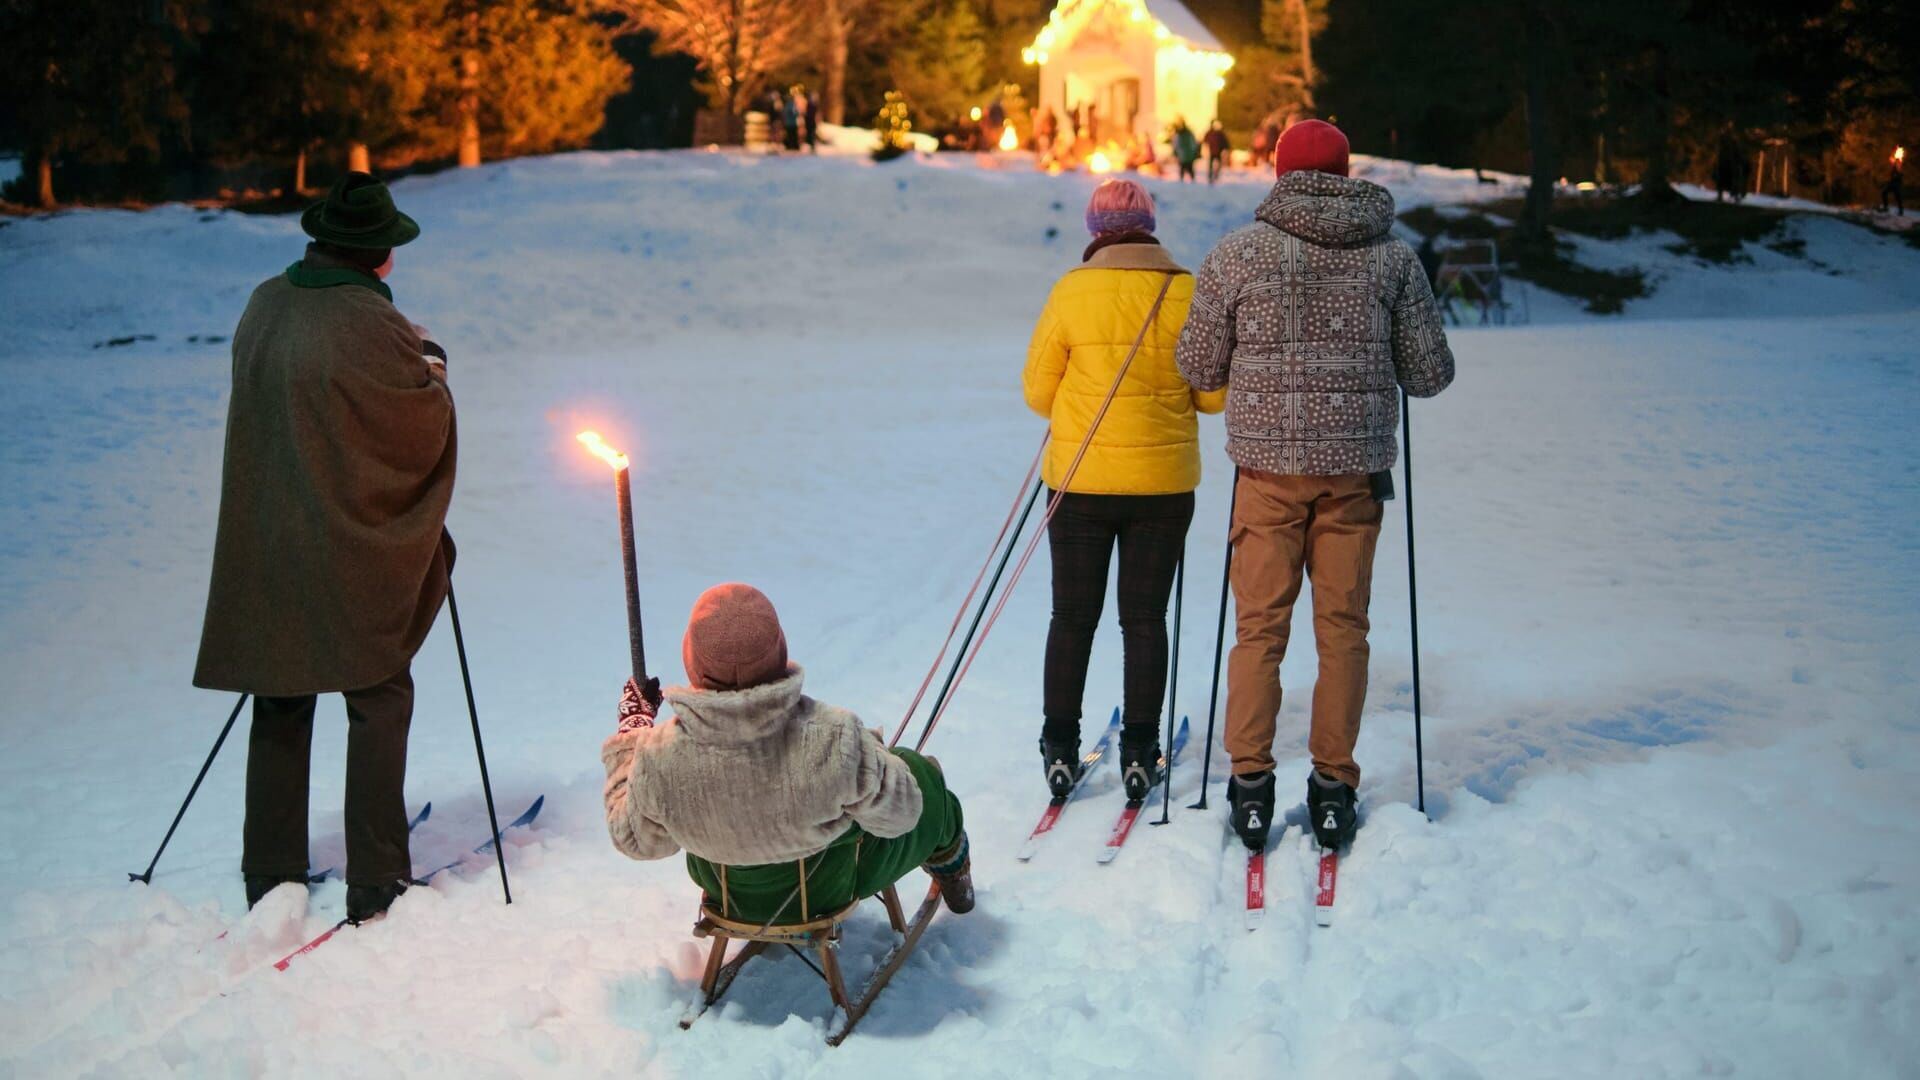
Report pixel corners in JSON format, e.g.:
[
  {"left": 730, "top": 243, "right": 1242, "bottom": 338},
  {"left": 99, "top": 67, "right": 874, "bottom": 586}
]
[
  {"left": 576, "top": 430, "right": 629, "bottom": 472},
  {"left": 1088, "top": 150, "right": 1115, "bottom": 175},
  {"left": 1897, "top": 147, "right": 1907, "bottom": 165},
  {"left": 1000, "top": 124, "right": 1020, "bottom": 152}
]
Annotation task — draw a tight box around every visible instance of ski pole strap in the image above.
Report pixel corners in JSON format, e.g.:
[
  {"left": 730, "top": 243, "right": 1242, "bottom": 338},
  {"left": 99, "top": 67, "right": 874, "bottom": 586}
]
[
  {"left": 889, "top": 432, "right": 1049, "bottom": 748},
  {"left": 912, "top": 274, "right": 1176, "bottom": 752}
]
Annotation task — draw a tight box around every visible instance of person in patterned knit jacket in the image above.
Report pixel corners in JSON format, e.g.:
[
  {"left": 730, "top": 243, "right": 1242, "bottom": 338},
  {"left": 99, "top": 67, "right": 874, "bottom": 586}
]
[{"left": 1174, "top": 119, "right": 1455, "bottom": 856}]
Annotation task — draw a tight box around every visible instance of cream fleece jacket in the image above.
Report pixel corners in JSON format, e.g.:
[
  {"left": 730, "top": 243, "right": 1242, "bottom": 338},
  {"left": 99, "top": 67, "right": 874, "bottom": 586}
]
[{"left": 600, "top": 666, "right": 924, "bottom": 867}]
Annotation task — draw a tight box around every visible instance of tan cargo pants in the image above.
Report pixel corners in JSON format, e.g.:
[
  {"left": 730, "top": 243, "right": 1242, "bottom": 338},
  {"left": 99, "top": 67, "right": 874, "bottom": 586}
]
[{"left": 1224, "top": 469, "right": 1382, "bottom": 789}]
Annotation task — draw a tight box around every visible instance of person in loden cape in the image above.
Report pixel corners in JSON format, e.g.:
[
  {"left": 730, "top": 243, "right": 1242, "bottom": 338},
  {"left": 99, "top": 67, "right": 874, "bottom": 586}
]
[{"left": 194, "top": 172, "right": 456, "bottom": 924}]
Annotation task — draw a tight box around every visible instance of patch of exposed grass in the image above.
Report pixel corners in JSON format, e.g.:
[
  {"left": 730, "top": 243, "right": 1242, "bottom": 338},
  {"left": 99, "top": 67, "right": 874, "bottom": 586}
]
[
  {"left": 1479, "top": 193, "right": 1792, "bottom": 264},
  {"left": 1400, "top": 205, "right": 1501, "bottom": 240},
  {"left": 1505, "top": 234, "right": 1649, "bottom": 314},
  {"left": 1400, "top": 207, "right": 1649, "bottom": 315}
]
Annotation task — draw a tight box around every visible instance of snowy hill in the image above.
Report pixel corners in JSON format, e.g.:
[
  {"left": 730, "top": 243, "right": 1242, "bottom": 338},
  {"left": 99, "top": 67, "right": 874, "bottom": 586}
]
[{"left": 1, "top": 151, "right": 1917, "bottom": 1077}]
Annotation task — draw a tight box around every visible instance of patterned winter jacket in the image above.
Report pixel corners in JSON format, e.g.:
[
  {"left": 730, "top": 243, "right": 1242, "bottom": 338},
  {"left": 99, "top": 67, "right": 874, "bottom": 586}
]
[{"left": 1175, "top": 171, "right": 1455, "bottom": 476}]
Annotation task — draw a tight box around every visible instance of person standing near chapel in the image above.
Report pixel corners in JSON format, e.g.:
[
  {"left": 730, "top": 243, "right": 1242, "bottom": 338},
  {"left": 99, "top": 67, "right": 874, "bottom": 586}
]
[
  {"left": 1175, "top": 121, "right": 1455, "bottom": 855},
  {"left": 1203, "top": 120, "right": 1231, "bottom": 185},
  {"left": 195, "top": 172, "right": 456, "bottom": 924}
]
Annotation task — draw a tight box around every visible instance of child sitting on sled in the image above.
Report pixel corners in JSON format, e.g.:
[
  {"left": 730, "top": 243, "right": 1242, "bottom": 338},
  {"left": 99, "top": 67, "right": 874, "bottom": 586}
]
[{"left": 600, "top": 583, "right": 974, "bottom": 922}]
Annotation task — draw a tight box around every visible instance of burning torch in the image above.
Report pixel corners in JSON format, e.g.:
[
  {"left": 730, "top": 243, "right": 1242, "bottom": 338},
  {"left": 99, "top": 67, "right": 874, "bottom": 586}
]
[{"left": 578, "top": 430, "right": 658, "bottom": 708}]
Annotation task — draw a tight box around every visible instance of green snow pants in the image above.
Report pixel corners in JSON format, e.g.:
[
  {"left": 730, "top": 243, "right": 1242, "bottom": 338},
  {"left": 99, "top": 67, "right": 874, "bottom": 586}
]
[{"left": 685, "top": 749, "right": 963, "bottom": 925}]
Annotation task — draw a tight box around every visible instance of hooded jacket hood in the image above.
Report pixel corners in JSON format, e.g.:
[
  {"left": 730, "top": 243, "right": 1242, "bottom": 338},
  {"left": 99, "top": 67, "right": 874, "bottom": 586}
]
[
  {"left": 1255, "top": 171, "right": 1397, "bottom": 249},
  {"left": 662, "top": 664, "right": 807, "bottom": 747}
]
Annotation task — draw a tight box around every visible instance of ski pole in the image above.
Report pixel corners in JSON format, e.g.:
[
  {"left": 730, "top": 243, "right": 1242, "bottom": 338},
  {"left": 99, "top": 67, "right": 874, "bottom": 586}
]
[
  {"left": 1189, "top": 469, "right": 1239, "bottom": 810},
  {"left": 890, "top": 435, "right": 1047, "bottom": 748},
  {"left": 911, "top": 275, "right": 1176, "bottom": 752},
  {"left": 446, "top": 583, "right": 513, "bottom": 904},
  {"left": 1402, "top": 390, "right": 1427, "bottom": 818},
  {"left": 917, "top": 479, "right": 1044, "bottom": 737},
  {"left": 128, "top": 693, "right": 249, "bottom": 884},
  {"left": 1153, "top": 550, "right": 1185, "bottom": 826}
]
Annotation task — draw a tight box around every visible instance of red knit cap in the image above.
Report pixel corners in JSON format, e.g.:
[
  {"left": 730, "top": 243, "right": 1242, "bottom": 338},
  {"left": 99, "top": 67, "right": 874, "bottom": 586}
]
[
  {"left": 1274, "top": 120, "right": 1350, "bottom": 179},
  {"left": 681, "top": 583, "right": 789, "bottom": 691}
]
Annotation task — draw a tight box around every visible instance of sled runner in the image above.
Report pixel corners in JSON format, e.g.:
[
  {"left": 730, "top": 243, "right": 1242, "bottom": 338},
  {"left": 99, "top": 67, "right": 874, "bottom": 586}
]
[{"left": 680, "top": 879, "right": 942, "bottom": 1046}]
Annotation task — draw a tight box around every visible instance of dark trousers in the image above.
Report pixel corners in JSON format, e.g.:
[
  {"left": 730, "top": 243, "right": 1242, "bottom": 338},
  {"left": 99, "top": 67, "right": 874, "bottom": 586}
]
[
  {"left": 243, "top": 667, "right": 415, "bottom": 886},
  {"left": 1043, "top": 490, "right": 1195, "bottom": 744}
]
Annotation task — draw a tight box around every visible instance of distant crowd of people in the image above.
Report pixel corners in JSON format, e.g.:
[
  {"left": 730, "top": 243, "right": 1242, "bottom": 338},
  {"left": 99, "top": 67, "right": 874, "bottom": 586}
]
[{"left": 752, "top": 86, "right": 821, "bottom": 154}]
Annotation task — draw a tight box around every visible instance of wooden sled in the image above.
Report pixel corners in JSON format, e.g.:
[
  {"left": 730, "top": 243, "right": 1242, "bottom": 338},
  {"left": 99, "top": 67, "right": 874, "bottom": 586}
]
[{"left": 679, "top": 879, "right": 942, "bottom": 1046}]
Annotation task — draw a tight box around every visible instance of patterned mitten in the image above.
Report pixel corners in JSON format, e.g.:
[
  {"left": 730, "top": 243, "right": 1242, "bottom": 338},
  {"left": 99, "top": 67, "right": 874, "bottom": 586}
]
[{"left": 617, "top": 677, "right": 661, "bottom": 733}]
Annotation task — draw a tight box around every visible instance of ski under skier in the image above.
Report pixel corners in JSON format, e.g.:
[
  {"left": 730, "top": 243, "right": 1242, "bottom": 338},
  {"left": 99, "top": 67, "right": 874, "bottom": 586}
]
[
  {"left": 1023, "top": 179, "right": 1226, "bottom": 804},
  {"left": 1175, "top": 120, "right": 1456, "bottom": 855},
  {"left": 194, "top": 172, "right": 457, "bottom": 923},
  {"left": 600, "top": 584, "right": 975, "bottom": 923}
]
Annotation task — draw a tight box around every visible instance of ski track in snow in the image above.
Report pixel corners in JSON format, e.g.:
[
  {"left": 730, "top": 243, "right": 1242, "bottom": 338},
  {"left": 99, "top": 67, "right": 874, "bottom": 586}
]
[{"left": 1, "top": 151, "right": 1917, "bottom": 1077}]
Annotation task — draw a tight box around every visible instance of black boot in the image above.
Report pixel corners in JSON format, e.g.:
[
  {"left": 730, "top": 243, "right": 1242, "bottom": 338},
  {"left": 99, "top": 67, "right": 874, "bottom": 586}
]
[
  {"left": 1119, "top": 725, "right": 1161, "bottom": 802},
  {"left": 1307, "top": 772, "right": 1357, "bottom": 851},
  {"left": 245, "top": 875, "right": 307, "bottom": 909},
  {"left": 1039, "top": 737, "right": 1082, "bottom": 798},
  {"left": 346, "top": 880, "right": 409, "bottom": 924},
  {"left": 1227, "top": 771, "right": 1276, "bottom": 852}
]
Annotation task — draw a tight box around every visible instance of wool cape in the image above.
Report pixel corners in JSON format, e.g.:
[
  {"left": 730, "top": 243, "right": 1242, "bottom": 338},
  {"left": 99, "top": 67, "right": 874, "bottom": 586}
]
[{"left": 194, "top": 246, "right": 456, "bottom": 696}]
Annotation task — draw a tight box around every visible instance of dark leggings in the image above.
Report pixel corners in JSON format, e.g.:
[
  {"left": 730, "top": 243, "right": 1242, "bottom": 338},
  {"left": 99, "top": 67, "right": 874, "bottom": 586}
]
[{"left": 1043, "top": 490, "right": 1195, "bottom": 744}]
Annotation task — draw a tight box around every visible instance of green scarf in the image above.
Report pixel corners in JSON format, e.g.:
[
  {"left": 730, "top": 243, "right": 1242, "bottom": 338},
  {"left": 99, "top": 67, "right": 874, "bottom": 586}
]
[{"left": 285, "top": 261, "right": 393, "bottom": 301}]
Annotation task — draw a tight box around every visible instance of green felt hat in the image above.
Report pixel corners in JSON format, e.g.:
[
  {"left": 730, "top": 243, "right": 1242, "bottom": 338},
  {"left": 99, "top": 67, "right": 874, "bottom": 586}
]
[{"left": 300, "top": 172, "right": 420, "bottom": 249}]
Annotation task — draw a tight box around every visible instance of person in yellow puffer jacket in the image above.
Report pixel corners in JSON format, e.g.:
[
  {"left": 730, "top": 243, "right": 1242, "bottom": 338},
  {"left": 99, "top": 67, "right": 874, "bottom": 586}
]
[{"left": 1022, "top": 178, "right": 1226, "bottom": 802}]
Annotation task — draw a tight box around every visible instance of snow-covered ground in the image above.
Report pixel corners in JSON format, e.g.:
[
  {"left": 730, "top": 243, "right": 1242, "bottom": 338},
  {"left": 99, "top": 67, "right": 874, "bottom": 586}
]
[{"left": 1, "top": 152, "right": 1917, "bottom": 1078}]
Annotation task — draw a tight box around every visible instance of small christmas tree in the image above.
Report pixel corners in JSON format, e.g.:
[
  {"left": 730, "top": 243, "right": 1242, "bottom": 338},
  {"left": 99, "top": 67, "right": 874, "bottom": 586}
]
[{"left": 873, "top": 91, "right": 914, "bottom": 162}]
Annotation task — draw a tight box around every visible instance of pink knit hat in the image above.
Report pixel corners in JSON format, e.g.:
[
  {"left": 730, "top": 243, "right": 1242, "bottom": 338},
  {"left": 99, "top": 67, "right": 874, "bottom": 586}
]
[
  {"left": 1085, "top": 179, "right": 1156, "bottom": 236},
  {"left": 681, "top": 583, "right": 789, "bottom": 692}
]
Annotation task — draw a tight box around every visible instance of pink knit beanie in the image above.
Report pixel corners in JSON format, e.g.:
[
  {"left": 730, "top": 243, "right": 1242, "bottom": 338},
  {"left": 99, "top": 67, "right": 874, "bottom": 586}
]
[
  {"left": 681, "top": 584, "right": 789, "bottom": 691},
  {"left": 1085, "top": 179, "right": 1156, "bottom": 236}
]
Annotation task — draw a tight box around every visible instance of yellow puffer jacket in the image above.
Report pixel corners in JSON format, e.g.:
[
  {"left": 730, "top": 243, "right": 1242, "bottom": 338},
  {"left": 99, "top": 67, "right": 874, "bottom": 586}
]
[{"left": 1023, "top": 243, "right": 1227, "bottom": 495}]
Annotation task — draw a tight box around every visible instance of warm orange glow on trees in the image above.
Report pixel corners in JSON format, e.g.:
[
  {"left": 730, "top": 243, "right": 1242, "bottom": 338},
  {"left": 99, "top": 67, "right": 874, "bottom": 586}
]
[{"left": 604, "top": 0, "right": 815, "bottom": 121}]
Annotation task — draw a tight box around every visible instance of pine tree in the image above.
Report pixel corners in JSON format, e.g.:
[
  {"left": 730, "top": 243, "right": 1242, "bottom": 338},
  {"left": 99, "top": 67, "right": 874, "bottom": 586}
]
[
  {"left": 888, "top": 1, "right": 989, "bottom": 126},
  {"left": 819, "top": 0, "right": 922, "bottom": 126},
  {"left": 0, "top": 0, "right": 197, "bottom": 206}
]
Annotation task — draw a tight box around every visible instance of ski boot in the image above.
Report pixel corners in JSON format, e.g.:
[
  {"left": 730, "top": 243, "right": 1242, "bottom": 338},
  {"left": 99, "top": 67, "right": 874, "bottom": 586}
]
[
  {"left": 1119, "top": 726, "right": 1162, "bottom": 802},
  {"left": 1039, "top": 736, "right": 1082, "bottom": 798},
  {"left": 1307, "top": 772, "right": 1357, "bottom": 851},
  {"left": 923, "top": 831, "right": 975, "bottom": 914},
  {"left": 346, "top": 879, "right": 410, "bottom": 924},
  {"left": 1227, "top": 770, "right": 1276, "bottom": 852}
]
